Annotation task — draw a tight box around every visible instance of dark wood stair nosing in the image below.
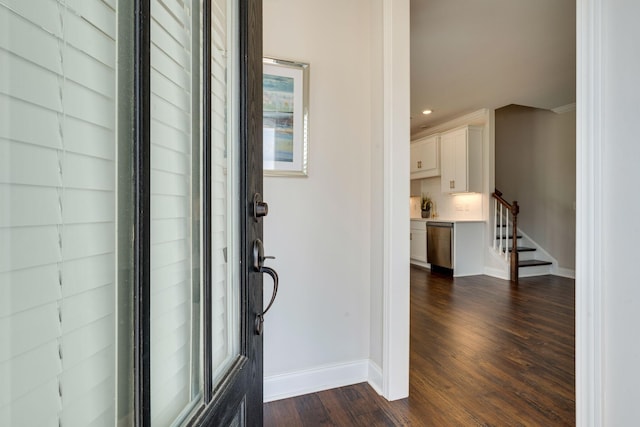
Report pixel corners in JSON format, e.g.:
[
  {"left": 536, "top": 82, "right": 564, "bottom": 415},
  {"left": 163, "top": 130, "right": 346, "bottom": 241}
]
[
  {"left": 502, "top": 246, "right": 536, "bottom": 253},
  {"left": 518, "top": 259, "right": 553, "bottom": 268},
  {"left": 496, "top": 235, "right": 522, "bottom": 240}
]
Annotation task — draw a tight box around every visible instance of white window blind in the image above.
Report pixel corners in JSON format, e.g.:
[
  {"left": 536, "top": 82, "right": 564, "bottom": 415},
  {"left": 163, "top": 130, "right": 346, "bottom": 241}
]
[
  {"left": 150, "top": 0, "right": 201, "bottom": 425},
  {"left": 0, "top": 1, "right": 117, "bottom": 426},
  {"left": 210, "top": 0, "right": 239, "bottom": 384}
]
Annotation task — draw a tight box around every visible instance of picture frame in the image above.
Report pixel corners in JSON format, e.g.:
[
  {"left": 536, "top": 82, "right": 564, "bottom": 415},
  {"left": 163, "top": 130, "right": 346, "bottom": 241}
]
[{"left": 263, "top": 57, "right": 310, "bottom": 177}]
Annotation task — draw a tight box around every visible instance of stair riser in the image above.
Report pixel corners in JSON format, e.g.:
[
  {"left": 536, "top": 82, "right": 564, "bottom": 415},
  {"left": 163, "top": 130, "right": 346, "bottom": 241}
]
[
  {"left": 496, "top": 249, "right": 536, "bottom": 261},
  {"left": 516, "top": 251, "right": 536, "bottom": 261},
  {"left": 519, "top": 264, "right": 552, "bottom": 277}
]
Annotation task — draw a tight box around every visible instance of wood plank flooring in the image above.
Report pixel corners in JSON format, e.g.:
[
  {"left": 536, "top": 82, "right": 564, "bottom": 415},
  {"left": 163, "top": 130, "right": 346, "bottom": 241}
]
[{"left": 264, "top": 268, "right": 575, "bottom": 426}]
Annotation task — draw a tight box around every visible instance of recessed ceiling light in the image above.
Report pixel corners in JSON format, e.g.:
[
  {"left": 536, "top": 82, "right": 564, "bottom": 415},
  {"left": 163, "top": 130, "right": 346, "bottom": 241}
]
[{"left": 422, "top": 109, "right": 432, "bottom": 115}]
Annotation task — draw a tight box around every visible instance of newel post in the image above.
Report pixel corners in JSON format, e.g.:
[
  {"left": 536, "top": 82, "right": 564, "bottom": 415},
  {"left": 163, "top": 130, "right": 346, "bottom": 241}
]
[{"left": 510, "top": 201, "right": 520, "bottom": 283}]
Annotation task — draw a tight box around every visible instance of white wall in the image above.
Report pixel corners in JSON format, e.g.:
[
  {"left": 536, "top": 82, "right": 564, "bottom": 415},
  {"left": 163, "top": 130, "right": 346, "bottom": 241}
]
[
  {"left": 262, "top": 0, "right": 410, "bottom": 402},
  {"left": 262, "top": 0, "right": 374, "bottom": 393},
  {"left": 599, "top": 0, "right": 640, "bottom": 422},
  {"left": 495, "top": 105, "right": 576, "bottom": 270},
  {"left": 369, "top": 0, "right": 385, "bottom": 373}
]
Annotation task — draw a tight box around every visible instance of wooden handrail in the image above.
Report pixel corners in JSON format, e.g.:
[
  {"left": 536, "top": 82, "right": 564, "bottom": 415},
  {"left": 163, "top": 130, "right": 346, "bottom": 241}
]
[
  {"left": 492, "top": 189, "right": 511, "bottom": 210},
  {"left": 492, "top": 189, "right": 520, "bottom": 283}
]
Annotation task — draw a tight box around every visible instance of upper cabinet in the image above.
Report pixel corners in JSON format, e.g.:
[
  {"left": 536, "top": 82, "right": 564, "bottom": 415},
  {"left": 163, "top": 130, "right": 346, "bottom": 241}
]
[
  {"left": 410, "top": 135, "right": 440, "bottom": 179},
  {"left": 440, "top": 125, "right": 483, "bottom": 194}
]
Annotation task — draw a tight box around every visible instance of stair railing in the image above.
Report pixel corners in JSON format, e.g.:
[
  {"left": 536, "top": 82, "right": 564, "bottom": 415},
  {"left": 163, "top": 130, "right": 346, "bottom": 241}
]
[{"left": 492, "top": 189, "right": 519, "bottom": 283}]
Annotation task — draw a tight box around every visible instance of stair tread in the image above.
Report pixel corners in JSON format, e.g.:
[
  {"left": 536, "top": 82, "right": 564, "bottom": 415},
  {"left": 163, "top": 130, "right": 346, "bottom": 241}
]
[
  {"left": 503, "top": 246, "right": 536, "bottom": 253},
  {"left": 518, "top": 259, "right": 553, "bottom": 267},
  {"left": 496, "top": 235, "right": 522, "bottom": 239}
]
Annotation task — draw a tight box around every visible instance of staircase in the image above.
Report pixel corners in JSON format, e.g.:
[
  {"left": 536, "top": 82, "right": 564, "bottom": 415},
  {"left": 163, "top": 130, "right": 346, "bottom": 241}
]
[{"left": 492, "top": 189, "right": 553, "bottom": 283}]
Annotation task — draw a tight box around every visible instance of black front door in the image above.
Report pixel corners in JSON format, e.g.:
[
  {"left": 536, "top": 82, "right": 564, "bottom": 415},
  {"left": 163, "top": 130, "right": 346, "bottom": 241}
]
[
  {"left": 143, "top": 0, "right": 267, "bottom": 424},
  {"left": 0, "top": 0, "right": 266, "bottom": 425},
  {"left": 191, "top": 0, "right": 267, "bottom": 425}
]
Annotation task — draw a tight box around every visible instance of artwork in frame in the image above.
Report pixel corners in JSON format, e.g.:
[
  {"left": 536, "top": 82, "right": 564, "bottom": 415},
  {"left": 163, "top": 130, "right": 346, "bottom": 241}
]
[{"left": 263, "top": 57, "right": 309, "bottom": 176}]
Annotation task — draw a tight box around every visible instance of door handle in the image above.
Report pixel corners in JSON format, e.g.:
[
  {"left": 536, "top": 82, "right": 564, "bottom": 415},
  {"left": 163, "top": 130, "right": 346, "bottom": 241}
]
[{"left": 252, "top": 239, "right": 279, "bottom": 335}]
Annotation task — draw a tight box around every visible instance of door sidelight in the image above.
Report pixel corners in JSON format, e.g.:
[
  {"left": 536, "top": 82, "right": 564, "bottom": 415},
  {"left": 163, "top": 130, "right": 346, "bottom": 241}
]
[{"left": 252, "top": 239, "right": 279, "bottom": 335}]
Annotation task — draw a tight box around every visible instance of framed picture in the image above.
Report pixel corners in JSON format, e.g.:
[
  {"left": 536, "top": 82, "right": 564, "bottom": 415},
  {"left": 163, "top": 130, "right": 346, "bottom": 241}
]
[{"left": 263, "top": 57, "right": 309, "bottom": 176}]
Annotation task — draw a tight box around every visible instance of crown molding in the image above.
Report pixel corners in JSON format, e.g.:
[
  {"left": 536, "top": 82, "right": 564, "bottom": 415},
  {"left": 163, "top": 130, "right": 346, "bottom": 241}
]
[{"left": 411, "top": 108, "right": 489, "bottom": 141}]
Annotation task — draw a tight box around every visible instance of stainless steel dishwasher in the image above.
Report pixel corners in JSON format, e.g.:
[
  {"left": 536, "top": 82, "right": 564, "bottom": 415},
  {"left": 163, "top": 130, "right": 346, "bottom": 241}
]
[{"left": 427, "top": 222, "right": 453, "bottom": 269}]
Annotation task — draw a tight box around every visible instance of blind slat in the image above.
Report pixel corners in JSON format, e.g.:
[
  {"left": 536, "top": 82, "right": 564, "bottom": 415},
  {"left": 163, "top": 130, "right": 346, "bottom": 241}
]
[
  {"left": 152, "top": 217, "right": 188, "bottom": 243},
  {"left": 0, "top": 52, "right": 115, "bottom": 129},
  {"left": 0, "top": 185, "right": 61, "bottom": 228},
  {"left": 0, "top": 227, "right": 61, "bottom": 273},
  {"left": 151, "top": 169, "right": 190, "bottom": 197},
  {"left": 0, "top": 264, "right": 60, "bottom": 318},
  {"left": 61, "top": 314, "right": 114, "bottom": 367},
  {"left": 0, "top": 96, "right": 61, "bottom": 149},
  {"left": 0, "top": 304, "right": 60, "bottom": 363},
  {"left": 0, "top": 10, "right": 62, "bottom": 74},
  {"left": 0, "top": 98, "right": 118, "bottom": 160},
  {"left": 1, "top": 348, "right": 60, "bottom": 407},
  {"left": 1, "top": 0, "right": 62, "bottom": 37},
  {"left": 60, "top": 375, "right": 114, "bottom": 427},
  {"left": 150, "top": 93, "right": 191, "bottom": 133},
  {"left": 151, "top": 17, "right": 191, "bottom": 68},
  {"left": 151, "top": 195, "right": 188, "bottom": 219},
  {"left": 152, "top": 144, "right": 190, "bottom": 175},
  {"left": 61, "top": 254, "right": 114, "bottom": 297},
  {"left": 65, "top": 0, "right": 116, "bottom": 40},
  {"left": 150, "top": 261, "right": 189, "bottom": 294},
  {"left": 61, "top": 346, "right": 113, "bottom": 407},
  {"left": 151, "top": 71, "right": 191, "bottom": 112},
  {"left": 151, "top": 240, "right": 188, "bottom": 270},
  {"left": 153, "top": 0, "right": 190, "bottom": 41},
  {"left": 0, "top": 377, "right": 61, "bottom": 427},
  {"left": 61, "top": 223, "right": 115, "bottom": 260},
  {"left": 151, "top": 120, "right": 192, "bottom": 153},
  {"left": 0, "top": 140, "right": 61, "bottom": 187}
]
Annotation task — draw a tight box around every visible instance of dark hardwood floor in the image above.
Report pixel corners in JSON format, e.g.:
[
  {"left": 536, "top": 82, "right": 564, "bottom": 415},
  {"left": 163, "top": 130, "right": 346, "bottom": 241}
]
[{"left": 264, "top": 268, "right": 575, "bottom": 426}]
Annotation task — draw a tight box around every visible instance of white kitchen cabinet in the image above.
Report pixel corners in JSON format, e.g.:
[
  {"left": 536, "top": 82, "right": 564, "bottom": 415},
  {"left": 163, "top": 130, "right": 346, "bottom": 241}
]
[
  {"left": 440, "top": 126, "right": 483, "bottom": 193},
  {"left": 452, "top": 222, "right": 484, "bottom": 277},
  {"left": 410, "top": 220, "right": 427, "bottom": 263},
  {"left": 410, "top": 135, "right": 440, "bottom": 179}
]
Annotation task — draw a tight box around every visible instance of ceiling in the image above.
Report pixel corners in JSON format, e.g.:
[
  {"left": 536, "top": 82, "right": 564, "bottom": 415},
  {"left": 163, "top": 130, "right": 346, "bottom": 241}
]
[{"left": 410, "top": 0, "right": 576, "bottom": 135}]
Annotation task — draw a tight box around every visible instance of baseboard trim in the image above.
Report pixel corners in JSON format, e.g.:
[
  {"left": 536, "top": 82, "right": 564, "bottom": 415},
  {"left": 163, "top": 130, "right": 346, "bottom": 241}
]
[
  {"left": 484, "top": 267, "right": 509, "bottom": 280},
  {"left": 263, "top": 360, "right": 369, "bottom": 403},
  {"left": 410, "top": 260, "right": 429, "bottom": 270},
  {"left": 553, "top": 267, "right": 576, "bottom": 279},
  {"left": 368, "top": 360, "right": 383, "bottom": 395}
]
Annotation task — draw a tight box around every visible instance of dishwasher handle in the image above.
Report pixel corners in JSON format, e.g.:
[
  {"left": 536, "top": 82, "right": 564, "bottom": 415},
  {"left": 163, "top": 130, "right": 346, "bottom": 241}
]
[{"left": 426, "top": 222, "right": 453, "bottom": 228}]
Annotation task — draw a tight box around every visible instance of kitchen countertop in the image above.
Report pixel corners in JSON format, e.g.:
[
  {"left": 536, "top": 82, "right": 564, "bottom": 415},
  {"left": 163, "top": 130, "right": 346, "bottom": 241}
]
[{"left": 410, "top": 218, "right": 486, "bottom": 223}]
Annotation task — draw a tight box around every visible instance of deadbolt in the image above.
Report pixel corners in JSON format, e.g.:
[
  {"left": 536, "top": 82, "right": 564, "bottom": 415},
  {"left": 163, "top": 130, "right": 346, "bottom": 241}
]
[{"left": 253, "top": 193, "right": 269, "bottom": 221}]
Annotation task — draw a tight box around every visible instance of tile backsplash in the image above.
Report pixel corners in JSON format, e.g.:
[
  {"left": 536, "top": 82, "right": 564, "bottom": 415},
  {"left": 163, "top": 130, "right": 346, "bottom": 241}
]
[
  {"left": 410, "top": 176, "right": 483, "bottom": 220},
  {"left": 410, "top": 196, "right": 421, "bottom": 218}
]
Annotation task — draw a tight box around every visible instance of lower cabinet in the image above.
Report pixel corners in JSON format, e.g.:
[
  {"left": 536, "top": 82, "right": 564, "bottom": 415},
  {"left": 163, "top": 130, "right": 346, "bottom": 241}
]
[
  {"left": 410, "top": 220, "right": 485, "bottom": 275},
  {"left": 410, "top": 220, "right": 427, "bottom": 262},
  {"left": 451, "top": 222, "right": 484, "bottom": 276}
]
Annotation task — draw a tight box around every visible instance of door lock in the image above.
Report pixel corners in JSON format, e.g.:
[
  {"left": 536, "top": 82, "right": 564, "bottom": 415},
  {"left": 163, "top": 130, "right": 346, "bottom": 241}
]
[{"left": 253, "top": 193, "right": 269, "bottom": 221}]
